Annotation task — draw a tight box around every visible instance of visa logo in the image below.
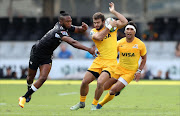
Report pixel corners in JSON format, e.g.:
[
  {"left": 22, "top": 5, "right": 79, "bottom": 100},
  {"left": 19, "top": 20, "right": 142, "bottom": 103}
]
[{"left": 122, "top": 53, "right": 135, "bottom": 57}]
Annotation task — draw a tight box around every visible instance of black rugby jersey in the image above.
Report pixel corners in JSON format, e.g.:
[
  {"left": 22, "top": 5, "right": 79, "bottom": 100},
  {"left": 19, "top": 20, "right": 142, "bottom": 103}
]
[{"left": 32, "top": 22, "right": 75, "bottom": 58}]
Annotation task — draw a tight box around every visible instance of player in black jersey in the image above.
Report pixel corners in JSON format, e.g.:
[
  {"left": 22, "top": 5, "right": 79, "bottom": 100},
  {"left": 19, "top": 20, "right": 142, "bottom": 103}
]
[{"left": 19, "top": 11, "right": 96, "bottom": 108}]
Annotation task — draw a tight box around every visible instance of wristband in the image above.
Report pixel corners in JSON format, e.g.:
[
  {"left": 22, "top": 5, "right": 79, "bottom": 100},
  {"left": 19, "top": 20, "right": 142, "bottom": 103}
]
[
  {"left": 137, "top": 69, "right": 142, "bottom": 73},
  {"left": 106, "top": 24, "right": 112, "bottom": 30}
]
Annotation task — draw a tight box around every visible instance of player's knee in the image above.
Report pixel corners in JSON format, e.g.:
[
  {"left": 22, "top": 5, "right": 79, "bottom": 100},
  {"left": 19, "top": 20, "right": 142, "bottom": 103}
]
[
  {"left": 27, "top": 76, "right": 33, "bottom": 83},
  {"left": 97, "top": 81, "right": 104, "bottom": 89},
  {"left": 81, "top": 80, "right": 89, "bottom": 87}
]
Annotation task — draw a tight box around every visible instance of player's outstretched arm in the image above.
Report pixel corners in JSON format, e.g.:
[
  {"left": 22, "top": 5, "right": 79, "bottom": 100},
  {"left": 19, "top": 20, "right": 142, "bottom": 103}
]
[
  {"left": 61, "top": 36, "right": 96, "bottom": 57},
  {"left": 109, "top": 2, "right": 128, "bottom": 29},
  {"left": 74, "top": 22, "right": 88, "bottom": 33}
]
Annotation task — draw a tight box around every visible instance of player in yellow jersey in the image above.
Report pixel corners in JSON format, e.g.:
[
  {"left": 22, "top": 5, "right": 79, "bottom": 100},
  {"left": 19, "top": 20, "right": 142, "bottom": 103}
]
[
  {"left": 96, "top": 21, "right": 147, "bottom": 109},
  {"left": 70, "top": 2, "right": 128, "bottom": 111}
]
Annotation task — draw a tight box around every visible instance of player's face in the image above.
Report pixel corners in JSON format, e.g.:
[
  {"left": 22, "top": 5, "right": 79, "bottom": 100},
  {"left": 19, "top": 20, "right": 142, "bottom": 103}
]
[
  {"left": 93, "top": 19, "right": 104, "bottom": 30},
  {"left": 125, "top": 28, "right": 136, "bottom": 39},
  {"left": 62, "top": 16, "right": 72, "bottom": 29}
]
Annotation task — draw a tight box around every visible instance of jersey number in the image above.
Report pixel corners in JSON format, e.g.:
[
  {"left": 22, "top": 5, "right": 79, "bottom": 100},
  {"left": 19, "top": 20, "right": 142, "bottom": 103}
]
[{"left": 103, "top": 33, "right": 111, "bottom": 41}]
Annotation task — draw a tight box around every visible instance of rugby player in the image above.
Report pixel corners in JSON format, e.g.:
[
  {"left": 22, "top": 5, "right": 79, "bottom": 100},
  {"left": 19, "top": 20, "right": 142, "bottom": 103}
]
[
  {"left": 96, "top": 21, "right": 147, "bottom": 109},
  {"left": 18, "top": 11, "right": 96, "bottom": 108},
  {"left": 70, "top": 2, "right": 128, "bottom": 110}
]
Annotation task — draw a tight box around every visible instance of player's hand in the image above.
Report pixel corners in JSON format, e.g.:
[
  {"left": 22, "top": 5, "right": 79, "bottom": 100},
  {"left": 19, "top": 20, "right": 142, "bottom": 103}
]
[
  {"left": 109, "top": 2, "right": 115, "bottom": 13},
  {"left": 95, "top": 50, "right": 100, "bottom": 55},
  {"left": 81, "top": 22, "right": 88, "bottom": 31},
  {"left": 88, "top": 46, "right": 97, "bottom": 57},
  {"left": 134, "top": 72, "right": 141, "bottom": 82}
]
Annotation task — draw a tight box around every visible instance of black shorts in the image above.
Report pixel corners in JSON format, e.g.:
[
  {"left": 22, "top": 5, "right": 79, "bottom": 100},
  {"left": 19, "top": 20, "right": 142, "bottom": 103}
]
[
  {"left": 29, "top": 45, "right": 52, "bottom": 70},
  {"left": 87, "top": 70, "right": 100, "bottom": 79},
  {"left": 29, "top": 55, "right": 52, "bottom": 70}
]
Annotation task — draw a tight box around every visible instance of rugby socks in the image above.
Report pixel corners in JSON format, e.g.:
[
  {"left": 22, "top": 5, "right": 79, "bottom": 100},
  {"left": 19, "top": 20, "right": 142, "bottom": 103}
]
[
  {"left": 23, "top": 84, "right": 38, "bottom": 99},
  {"left": 80, "top": 96, "right": 86, "bottom": 102},
  {"left": 99, "top": 92, "right": 115, "bottom": 106},
  {"left": 92, "top": 98, "right": 98, "bottom": 105},
  {"left": 27, "top": 83, "right": 32, "bottom": 90}
]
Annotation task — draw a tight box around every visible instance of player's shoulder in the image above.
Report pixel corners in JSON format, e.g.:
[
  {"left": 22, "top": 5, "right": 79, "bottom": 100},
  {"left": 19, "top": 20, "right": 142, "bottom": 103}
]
[
  {"left": 134, "top": 37, "right": 146, "bottom": 47},
  {"left": 90, "top": 28, "right": 97, "bottom": 36},
  {"left": 117, "top": 37, "right": 126, "bottom": 43},
  {"left": 117, "top": 37, "right": 126, "bottom": 46},
  {"left": 135, "top": 37, "right": 145, "bottom": 44},
  {"left": 53, "top": 22, "right": 64, "bottom": 33},
  {"left": 91, "top": 28, "right": 98, "bottom": 32}
]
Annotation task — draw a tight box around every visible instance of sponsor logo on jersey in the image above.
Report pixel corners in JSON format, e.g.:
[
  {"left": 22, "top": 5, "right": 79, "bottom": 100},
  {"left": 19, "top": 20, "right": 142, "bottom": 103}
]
[
  {"left": 60, "top": 31, "right": 68, "bottom": 36},
  {"left": 90, "top": 30, "right": 95, "bottom": 36},
  {"left": 133, "top": 44, "right": 138, "bottom": 48},
  {"left": 55, "top": 33, "right": 60, "bottom": 38},
  {"left": 29, "top": 61, "right": 33, "bottom": 64},
  {"left": 122, "top": 52, "right": 135, "bottom": 57}
]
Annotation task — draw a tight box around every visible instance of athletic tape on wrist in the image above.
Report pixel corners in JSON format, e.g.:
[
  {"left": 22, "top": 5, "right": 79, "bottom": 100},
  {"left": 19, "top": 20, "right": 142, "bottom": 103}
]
[
  {"left": 136, "top": 69, "right": 142, "bottom": 73},
  {"left": 106, "top": 24, "right": 112, "bottom": 30}
]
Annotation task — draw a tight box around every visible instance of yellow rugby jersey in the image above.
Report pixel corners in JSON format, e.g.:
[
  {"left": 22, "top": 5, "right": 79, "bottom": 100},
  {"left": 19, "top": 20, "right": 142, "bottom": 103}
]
[
  {"left": 117, "top": 37, "right": 147, "bottom": 71},
  {"left": 90, "top": 27, "right": 118, "bottom": 59}
]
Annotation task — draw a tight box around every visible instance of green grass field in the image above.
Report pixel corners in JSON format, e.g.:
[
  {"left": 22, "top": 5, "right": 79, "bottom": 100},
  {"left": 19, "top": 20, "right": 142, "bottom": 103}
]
[{"left": 0, "top": 80, "right": 179, "bottom": 116}]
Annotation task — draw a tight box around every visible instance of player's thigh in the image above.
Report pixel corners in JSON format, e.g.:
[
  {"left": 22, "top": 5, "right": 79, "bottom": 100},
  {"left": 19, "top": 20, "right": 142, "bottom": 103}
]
[
  {"left": 82, "top": 71, "right": 97, "bottom": 85},
  {"left": 97, "top": 71, "right": 110, "bottom": 85},
  {"left": 39, "top": 57, "right": 52, "bottom": 77},
  {"left": 28, "top": 68, "right": 37, "bottom": 79},
  {"left": 103, "top": 78, "right": 117, "bottom": 90},
  {"left": 39, "top": 64, "right": 51, "bottom": 77}
]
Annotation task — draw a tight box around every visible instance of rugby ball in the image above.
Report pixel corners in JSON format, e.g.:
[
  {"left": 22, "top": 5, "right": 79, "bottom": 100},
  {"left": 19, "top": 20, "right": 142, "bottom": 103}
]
[{"left": 105, "top": 18, "right": 117, "bottom": 32}]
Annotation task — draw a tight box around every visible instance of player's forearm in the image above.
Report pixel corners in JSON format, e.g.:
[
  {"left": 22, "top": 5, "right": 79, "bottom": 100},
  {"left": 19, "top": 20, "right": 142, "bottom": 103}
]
[
  {"left": 138, "top": 57, "right": 146, "bottom": 71},
  {"left": 70, "top": 40, "right": 89, "bottom": 51},
  {"left": 93, "top": 28, "right": 110, "bottom": 41},
  {"left": 111, "top": 10, "right": 128, "bottom": 24},
  {"left": 111, "top": 10, "right": 128, "bottom": 28}
]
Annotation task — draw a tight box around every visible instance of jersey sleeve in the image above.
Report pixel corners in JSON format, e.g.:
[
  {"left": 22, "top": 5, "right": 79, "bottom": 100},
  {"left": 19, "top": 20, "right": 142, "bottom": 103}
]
[
  {"left": 117, "top": 40, "right": 121, "bottom": 47},
  {"left": 90, "top": 29, "right": 96, "bottom": 39},
  {"left": 140, "top": 42, "right": 147, "bottom": 56},
  {"left": 68, "top": 25, "right": 75, "bottom": 32}
]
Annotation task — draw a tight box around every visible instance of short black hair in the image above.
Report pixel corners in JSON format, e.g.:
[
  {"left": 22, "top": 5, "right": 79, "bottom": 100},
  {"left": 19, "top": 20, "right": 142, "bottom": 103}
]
[
  {"left": 127, "top": 21, "right": 137, "bottom": 30},
  {"left": 59, "top": 11, "right": 70, "bottom": 20},
  {"left": 93, "top": 12, "right": 105, "bottom": 22}
]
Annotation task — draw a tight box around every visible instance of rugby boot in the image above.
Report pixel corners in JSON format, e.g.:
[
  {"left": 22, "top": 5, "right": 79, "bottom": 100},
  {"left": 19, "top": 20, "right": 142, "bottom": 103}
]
[
  {"left": 18, "top": 97, "right": 26, "bottom": 108},
  {"left": 70, "top": 102, "right": 85, "bottom": 110}
]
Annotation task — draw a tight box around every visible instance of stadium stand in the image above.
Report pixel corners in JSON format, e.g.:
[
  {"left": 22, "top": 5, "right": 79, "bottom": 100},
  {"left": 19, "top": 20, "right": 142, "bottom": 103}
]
[{"left": 0, "top": 16, "right": 180, "bottom": 41}]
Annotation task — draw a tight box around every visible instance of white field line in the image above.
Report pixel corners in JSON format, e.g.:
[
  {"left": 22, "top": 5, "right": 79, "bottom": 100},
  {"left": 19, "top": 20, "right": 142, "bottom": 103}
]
[
  {"left": 58, "top": 92, "right": 77, "bottom": 96},
  {"left": 0, "top": 103, "right": 6, "bottom": 106}
]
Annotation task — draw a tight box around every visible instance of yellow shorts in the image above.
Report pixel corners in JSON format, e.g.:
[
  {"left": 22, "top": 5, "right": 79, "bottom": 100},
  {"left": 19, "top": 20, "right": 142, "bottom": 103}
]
[
  {"left": 88, "top": 57, "right": 117, "bottom": 76},
  {"left": 111, "top": 65, "right": 136, "bottom": 84}
]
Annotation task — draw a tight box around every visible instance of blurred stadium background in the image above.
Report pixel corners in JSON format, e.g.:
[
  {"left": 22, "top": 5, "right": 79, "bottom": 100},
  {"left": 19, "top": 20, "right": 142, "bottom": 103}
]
[{"left": 0, "top": 0, "right": 180, "bottom": 80}]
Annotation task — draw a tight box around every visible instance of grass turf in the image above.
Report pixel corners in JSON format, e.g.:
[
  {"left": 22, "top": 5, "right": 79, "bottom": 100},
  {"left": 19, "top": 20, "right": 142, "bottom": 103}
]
[{"left": 0, "top": 80, "right": 179, "bottom": 116}]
